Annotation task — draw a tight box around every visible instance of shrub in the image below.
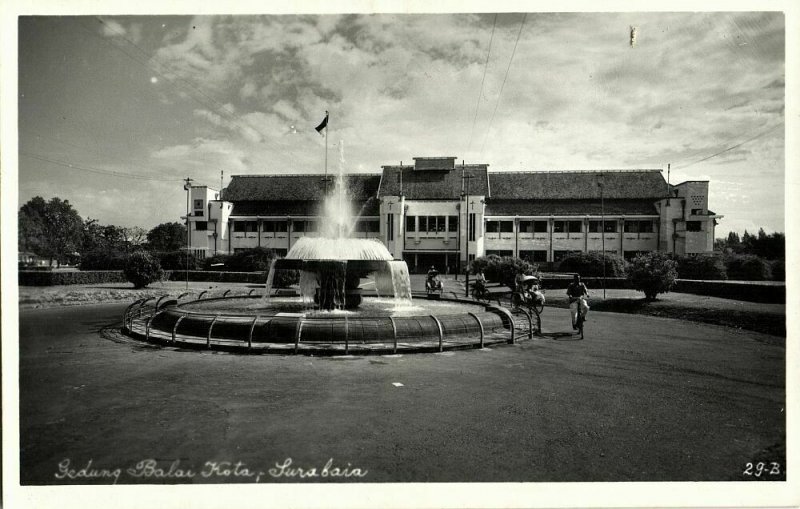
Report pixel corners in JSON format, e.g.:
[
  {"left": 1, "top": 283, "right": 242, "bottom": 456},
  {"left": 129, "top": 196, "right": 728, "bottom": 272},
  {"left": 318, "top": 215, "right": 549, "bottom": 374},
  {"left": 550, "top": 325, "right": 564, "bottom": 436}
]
[
  {"left": 123, "top": 252, "right": 165, "bottom": 289},
  {"left": 79, "top": 249, "right": 127, "bottom": 270},
  {"left": 771, "top": 259, "right": 785, "bottom": 281},
  {"left": 204, "top": 254, "right": 231, "bottom": 271},
  {"left": 627, "top": 251, "right": 678, "bottom": 301},
  {"left": 557, "top": 251, "right": 626, "bottom": 277},
  {"left": 226, "top": 247, "right": 277, "bottom": 272},
  {"left": 470, "top": 255, "right": 538, "bottom": 290},
  {"left": 674, "top": 254, "right": 727, "bottom": 280},
  {"left": 725, "top": 254, "right": 772, "bottom": 281},
  {"left": 157, "top": 250, "right": 199, "bottom": 270}
]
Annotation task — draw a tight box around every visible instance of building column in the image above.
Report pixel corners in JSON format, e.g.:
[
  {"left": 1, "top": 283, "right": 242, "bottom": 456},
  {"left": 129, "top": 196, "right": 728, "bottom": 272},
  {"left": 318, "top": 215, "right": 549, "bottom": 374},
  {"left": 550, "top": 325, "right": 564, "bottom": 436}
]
[
  {"left": 228, "top": 220, "right": 233, "bottom": 254},
  {"left": 287, "top": 218, "right": 293, "bottom": 252},
  {"left": 548, "top": 217, "right": 554, "bottom": 263},
  {"left": 584, "top": 218, "right": 589, "bottom": 252},
  {"left": 257, "top": 219, "right": 262, "bottom": 248}
]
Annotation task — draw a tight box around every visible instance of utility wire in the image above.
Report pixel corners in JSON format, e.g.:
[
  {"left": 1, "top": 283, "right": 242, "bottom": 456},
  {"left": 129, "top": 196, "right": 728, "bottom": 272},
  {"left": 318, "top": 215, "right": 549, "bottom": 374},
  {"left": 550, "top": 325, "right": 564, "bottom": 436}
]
[
  {"left": 465, "top": 14, "right": 498, "bottom": 156},
  {"left": 20, "top": 151, "right": 191, "bottom": 182},
  {"left": 672, "top": 122, "right": 782, "bottom": 170},
  {"left": 479, "top": 13, "right": 527, "bottom": 158}
]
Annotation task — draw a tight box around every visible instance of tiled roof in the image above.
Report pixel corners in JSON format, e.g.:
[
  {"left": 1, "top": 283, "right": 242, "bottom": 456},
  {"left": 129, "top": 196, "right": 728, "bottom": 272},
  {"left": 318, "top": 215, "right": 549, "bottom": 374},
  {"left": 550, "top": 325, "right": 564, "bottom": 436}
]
[
  {"left": 489, "top": 171, "right": 668, "bottom": 200},
  {"left": 224, "top": 174, "right": 382, "bottom": 202},
  {"left": 484, "top": 199, "right": 660, "bottom": 216},
  {"left": 378, "top": 165, "right": 489, "bottom": 199},
  {"left": 231, "top": 199, "right": 379, "bottom": 217}
]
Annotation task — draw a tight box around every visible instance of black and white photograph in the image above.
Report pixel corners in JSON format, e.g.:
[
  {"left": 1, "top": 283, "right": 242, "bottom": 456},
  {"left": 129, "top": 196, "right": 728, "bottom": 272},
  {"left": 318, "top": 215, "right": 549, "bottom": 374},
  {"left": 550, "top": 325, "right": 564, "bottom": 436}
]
[{"left": 2, "top": 1, "right": 797, "bottom": 508}]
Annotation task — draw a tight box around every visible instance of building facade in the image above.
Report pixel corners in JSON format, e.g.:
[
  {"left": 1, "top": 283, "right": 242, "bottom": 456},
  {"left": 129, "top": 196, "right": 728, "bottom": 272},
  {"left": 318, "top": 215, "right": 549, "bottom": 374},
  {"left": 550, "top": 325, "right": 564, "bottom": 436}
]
[{"left": 186, "top": 156, "right": 721, "bottom": 271}]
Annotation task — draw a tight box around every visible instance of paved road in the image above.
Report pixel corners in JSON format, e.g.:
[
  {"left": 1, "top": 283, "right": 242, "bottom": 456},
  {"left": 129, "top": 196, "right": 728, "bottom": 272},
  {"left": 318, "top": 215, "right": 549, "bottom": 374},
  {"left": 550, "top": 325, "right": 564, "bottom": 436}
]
[{"left": 18, "top": 302, "right": 784, "bottom": 484}]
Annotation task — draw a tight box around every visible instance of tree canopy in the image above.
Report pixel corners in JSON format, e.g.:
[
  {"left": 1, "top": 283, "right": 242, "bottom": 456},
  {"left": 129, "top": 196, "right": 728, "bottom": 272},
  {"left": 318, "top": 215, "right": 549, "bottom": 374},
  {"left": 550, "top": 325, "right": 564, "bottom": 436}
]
[
  {"left": 715, "top": 228, "right": 784, "bottom": 259},
  {"left": 146, "top": 222, "right": 187, "bottom": 252},
  {"left": 19, "top": 196, "right": 84, "bottom": 266}
]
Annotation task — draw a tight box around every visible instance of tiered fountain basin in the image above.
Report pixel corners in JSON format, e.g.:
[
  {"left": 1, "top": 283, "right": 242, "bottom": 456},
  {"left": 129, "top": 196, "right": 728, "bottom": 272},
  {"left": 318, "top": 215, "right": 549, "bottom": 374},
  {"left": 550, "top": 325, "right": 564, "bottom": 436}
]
[{"left": 121, "top": 292, "right": 526, "bottom": 355}]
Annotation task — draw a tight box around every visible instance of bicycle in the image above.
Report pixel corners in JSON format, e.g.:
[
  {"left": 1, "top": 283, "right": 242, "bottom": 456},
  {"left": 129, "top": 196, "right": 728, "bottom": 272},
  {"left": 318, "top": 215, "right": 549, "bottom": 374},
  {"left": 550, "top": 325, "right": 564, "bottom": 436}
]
[
  {"left": 471, "top": 281, "right": 490, "bottom": 302},
  {"left": 571, "top": 297, "right": 587, "bottom": 339}
]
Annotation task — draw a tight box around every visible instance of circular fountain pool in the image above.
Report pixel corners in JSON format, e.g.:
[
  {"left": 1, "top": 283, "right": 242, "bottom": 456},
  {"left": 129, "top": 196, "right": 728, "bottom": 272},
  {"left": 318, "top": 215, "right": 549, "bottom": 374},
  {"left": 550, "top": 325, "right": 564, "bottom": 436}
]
[{"left": 122, "top": 293, "right": 533, "bottom": 355}]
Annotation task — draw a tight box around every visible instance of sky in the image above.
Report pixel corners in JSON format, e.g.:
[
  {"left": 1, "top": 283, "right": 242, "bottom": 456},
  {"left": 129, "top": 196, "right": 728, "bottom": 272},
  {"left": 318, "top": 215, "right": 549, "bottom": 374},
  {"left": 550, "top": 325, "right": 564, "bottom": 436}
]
[{"left": 16, "top": 11, "right": 786, "bottom": 237}]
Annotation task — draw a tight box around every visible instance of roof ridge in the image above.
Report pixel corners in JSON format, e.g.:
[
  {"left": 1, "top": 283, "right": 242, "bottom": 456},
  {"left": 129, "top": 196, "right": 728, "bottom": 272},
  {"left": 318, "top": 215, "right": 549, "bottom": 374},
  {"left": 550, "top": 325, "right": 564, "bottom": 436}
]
[
  {"left": 230, "top": 173, "right": 383, "bottom": 178},
  {"left": 489, "top": 169, "right": 663, "bottom": 174}
]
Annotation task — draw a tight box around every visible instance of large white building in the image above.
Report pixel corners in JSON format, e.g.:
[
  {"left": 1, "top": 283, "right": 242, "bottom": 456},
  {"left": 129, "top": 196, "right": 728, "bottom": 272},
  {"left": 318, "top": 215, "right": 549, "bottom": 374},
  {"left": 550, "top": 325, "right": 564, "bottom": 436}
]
[{"left": 186, "top": 156, "right": 721, "bottom": 272}]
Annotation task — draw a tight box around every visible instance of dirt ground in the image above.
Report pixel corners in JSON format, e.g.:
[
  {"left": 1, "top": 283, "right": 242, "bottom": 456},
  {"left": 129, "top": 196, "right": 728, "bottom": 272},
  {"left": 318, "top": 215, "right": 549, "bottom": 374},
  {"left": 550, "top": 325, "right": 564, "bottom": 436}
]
[{"left": 18, "top": 300, "right": 785, "bottom": 485}]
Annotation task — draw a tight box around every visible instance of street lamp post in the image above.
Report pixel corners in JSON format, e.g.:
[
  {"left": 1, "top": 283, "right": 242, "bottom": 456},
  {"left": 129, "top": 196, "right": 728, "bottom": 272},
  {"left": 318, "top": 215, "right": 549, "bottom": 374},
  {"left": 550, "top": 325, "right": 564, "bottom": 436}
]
[
  {"left": 598, "top": 174, "right": 606, "bottom": 300},
  {"left": 183, "top": 177, "right": 193, "bottom": 291},
  {"left": 462, "top": 170, "right": 474, "bottom": 297}
]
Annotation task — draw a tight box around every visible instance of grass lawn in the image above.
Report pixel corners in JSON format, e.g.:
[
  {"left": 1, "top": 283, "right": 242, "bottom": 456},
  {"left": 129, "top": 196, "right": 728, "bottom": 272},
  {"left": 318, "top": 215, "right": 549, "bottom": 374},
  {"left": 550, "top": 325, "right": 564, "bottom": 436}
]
[{"left": 18, "top": 280, "right": 259, "bottom": 309}]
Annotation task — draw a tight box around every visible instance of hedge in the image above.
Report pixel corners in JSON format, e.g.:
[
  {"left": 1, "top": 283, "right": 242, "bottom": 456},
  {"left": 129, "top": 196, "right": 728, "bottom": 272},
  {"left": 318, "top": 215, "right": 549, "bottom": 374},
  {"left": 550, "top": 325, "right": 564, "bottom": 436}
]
[
  {"left": 19, "top": 270, "right": 128, "bottom": 286},
  {"left": 725, "top": 254, "right": 772, "bottom": 281},
  {"left": 557, "top": 251, "right": 626, "bottom": 277},
  {"left": 674, "top": 254, "right": 727, "bottom": 280},
  {"left": 20, "top": 269, "right": 279, "bottom": 286},
  {"left": 539, "top": 276, "right": 784, "bottom": 303}
]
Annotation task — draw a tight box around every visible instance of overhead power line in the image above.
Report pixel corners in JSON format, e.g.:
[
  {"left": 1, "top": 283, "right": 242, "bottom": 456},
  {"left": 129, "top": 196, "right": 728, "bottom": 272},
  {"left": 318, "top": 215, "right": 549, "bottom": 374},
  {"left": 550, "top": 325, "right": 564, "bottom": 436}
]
[
  {"left": 465, "top": 14, "right": 498, "bottom": 156},
  {"left": 672, "top": 122, "right": 783, "bottom": 170},
  {"left": 479, "top": 13, "right": 527, "bottom": 158},
  {"left": 20, "top": 151, "right": 190, "bottom": 182}
]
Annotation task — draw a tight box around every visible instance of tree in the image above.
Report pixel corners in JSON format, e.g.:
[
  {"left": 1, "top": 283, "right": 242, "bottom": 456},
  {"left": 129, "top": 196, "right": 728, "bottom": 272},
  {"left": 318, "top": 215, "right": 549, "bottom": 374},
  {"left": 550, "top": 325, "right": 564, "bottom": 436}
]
[
  {"left": 627, "top": 251, "right": 678, "bottom": 301},
  {"left": 121, "top": 226, "right": 148, "bottom": 252},
  {"left": 19, "top": 196, "right": 84, "bottom": 267},
  {"left": 19, "top": 196, "right": 47, "bottom": 254},
  {"left": 147, "top": 222, "right": 187, "bottom": 252},
  {"left": 82, "top": 218, "right": 125, "bottom": 254}
]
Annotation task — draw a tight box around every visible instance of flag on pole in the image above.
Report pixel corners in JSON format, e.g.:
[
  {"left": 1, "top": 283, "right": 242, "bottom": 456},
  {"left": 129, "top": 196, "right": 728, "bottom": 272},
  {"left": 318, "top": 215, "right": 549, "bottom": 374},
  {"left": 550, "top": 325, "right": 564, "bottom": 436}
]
[{"left": 315, "top": 111, "right": 329, "bottom": 135}]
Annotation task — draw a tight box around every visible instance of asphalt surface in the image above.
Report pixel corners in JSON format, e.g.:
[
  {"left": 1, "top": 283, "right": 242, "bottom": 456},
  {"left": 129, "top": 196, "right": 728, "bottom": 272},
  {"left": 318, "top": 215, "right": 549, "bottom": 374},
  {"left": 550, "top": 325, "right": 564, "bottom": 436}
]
[{"left": 18, "top": 302, "right": 785, "bottom": 484}]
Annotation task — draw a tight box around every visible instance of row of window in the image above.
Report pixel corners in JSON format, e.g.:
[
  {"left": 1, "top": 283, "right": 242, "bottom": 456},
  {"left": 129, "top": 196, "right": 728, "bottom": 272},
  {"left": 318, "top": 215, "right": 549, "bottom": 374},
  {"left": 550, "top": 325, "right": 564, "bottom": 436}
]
[
  {"left": 487, "top": 249, "right": 659, "bottom": 263},
  {"left": 405, "top": 215, "right": 459, "bottom": 233},
  {"left": 221, "top": 220, "right": 380, "bottom": 234},
  {"left": 198, "top": 218, "right": 662, "bottom": 234},
  {"left": 485, "top": 220, "right": 655, "bottom": 234}
]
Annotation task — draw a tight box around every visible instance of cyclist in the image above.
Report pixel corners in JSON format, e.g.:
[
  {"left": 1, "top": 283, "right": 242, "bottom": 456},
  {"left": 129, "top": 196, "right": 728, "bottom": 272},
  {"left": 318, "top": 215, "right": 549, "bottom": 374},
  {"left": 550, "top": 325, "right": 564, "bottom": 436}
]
[
  {"left": 473, "top": 269, "right": 488, "bottom": 299},
  {"left": 566, "top": 274, "right": 589, "bottom": 330}
]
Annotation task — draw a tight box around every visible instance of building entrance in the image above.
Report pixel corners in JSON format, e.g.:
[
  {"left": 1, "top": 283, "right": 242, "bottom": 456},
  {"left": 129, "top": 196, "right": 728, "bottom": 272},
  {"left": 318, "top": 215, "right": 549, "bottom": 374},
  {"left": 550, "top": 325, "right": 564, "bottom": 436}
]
[{"left": 402, "top": 252, "right": 460, "bottom": 274}]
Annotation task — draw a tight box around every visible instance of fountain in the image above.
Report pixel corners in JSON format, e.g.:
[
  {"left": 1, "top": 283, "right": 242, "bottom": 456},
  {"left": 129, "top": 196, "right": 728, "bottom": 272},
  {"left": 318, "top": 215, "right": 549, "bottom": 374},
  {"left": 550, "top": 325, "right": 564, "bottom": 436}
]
[
  {"left": 120, "top": 142, "right": 529, "bottom": 354},
  {"left": 266, "top": 143, "right": 411, "bottom": 310}
]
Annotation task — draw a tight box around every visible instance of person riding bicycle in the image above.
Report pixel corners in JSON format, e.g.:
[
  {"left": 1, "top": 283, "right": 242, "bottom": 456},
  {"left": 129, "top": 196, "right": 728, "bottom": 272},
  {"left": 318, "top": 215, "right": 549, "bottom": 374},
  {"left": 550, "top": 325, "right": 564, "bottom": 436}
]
[
  {"left": 426, "top": 266, "right": 443, "bottom": 292},
  {"left": 566, "top": 274, "right": 589, "bottom": 330},
  {"left": 473, "top": 270, "right": 488, "bottom": 298}
]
